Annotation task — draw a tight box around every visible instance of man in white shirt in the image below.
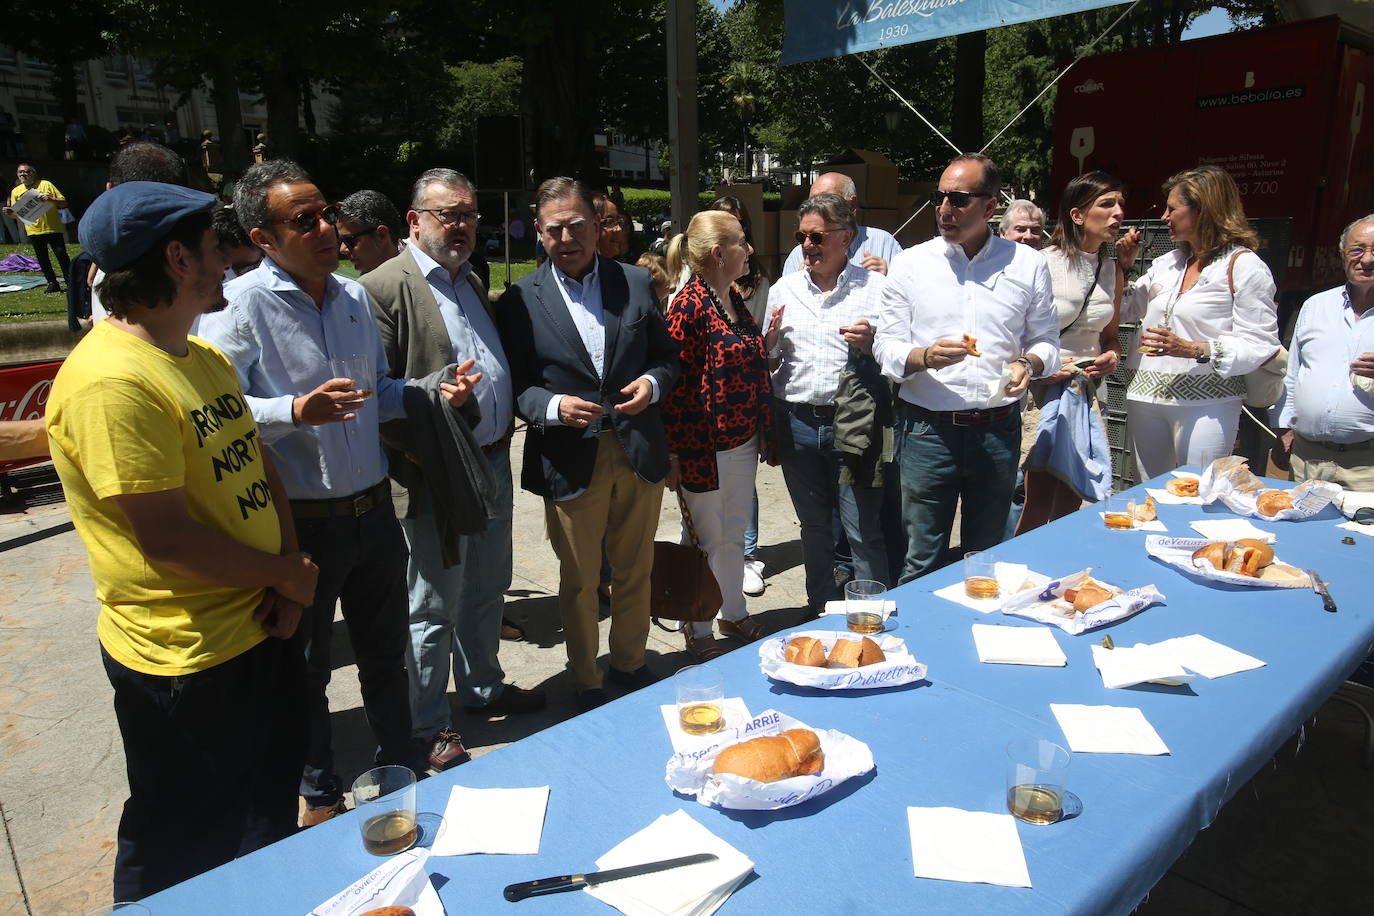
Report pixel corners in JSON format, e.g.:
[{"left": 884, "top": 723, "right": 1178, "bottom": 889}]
[
  {"left": 999, "top": 200, "right": 1045, "bottom": 249},
  {"left": 874, "top": 154, "right": 1059, "bottom": 582},
  {"left": 782, "top": 172, "right": 902, "bottom": 276},
  {"left": 1272, "top": 215, "right": 1374, "bottom": 491}
]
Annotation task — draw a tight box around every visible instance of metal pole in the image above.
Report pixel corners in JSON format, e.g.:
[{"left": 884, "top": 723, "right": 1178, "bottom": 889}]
[
  {"left": 504, "top": 191, "right": 511, "bottom": 286},
  {"left": 666, "top": 0, "right": 699, "bottom": 231}
]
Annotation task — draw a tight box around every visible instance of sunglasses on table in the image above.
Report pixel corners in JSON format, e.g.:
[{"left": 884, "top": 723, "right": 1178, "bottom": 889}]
[
  {"left": 1343, "top": 505, "right": 1374, "bottom": 525},
  {"left": 271, "top": 205, "right": 339, "bottom": 233},
  {"left": 338, "top": 226, "right": 379, "bottom": 249},
  {"left": 928, "top": 190, "right": 993, "bottom": 209}
]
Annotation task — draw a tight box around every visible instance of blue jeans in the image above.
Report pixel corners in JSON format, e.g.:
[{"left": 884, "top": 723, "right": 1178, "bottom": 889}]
[
  {"left": 400, "top": 444, "right": 514, "bottom": 732},
  {"left": 744, "top": 489, "right": 759, "bottom": 558},
  {"left": 774, "top": 401, "right": 889, "bottom": 607},
  {"left": 294, "top": 496, "right": 419, "bottom": 808},
  {"left": 896, "top": 404, "right": 1020, "bottom": 583}
]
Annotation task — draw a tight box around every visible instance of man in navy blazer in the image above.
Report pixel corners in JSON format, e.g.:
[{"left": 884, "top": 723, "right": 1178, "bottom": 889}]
[{"left": 497, "top": 177, "right": 678, "bottom": 709}]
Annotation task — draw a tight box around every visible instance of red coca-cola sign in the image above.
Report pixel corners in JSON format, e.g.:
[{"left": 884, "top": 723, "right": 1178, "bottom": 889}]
[{"left": 0, "top": 360, "right": 60, "bottom": 472}]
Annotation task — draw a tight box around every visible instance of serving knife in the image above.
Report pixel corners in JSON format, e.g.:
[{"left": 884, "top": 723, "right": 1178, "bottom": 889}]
[
  {"left": 503, "top": 852, "right": 719, "bottom": 902},
  {"left": 1307, "top": 569, "right": 1337, "bottom": 613}
]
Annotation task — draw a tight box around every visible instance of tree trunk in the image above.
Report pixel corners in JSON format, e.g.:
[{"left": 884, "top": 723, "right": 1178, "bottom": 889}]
[
  {"left": 263, "top": 58, "right": 302, "bottom": 162},
  {"left": 522, "top": 12, "right": 599, "bottom": 181},
  {"left": 301, "top": 74, "right": 317, "bottom": 137},
  {"left": 951, "top": 30, "right": 987, "bottom": 153},
  {"left": 52, "top": 58, "right": 81, "bottom": 126},
  {"left": 208, "top": 60, "right": 250, "bottom": 173}
]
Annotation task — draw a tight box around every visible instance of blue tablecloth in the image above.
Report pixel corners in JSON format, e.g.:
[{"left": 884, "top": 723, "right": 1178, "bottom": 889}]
[{"left": 143, "top": 472, "right": 1374, "bottom": 915}]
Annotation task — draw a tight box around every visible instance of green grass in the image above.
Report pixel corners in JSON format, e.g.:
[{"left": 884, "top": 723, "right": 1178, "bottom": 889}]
[{"left": 0, "top": 242, "right": 83, "bottom": 323}]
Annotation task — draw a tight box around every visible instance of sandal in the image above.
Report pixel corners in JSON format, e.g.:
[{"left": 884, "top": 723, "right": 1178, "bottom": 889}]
[
  {"left": 717, "top": 616, "right": 766, "bottom": 642},
  {"left": 684, "top": 628, "right": 726, "bottom": 661}
]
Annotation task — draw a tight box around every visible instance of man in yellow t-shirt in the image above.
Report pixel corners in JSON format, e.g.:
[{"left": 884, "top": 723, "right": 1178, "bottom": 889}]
[
  {"left": 3, "top": 162, "right": 69, "bottom": 293},
  {"left": 47, "top": 181, "right": 319, "bottom": 901}
]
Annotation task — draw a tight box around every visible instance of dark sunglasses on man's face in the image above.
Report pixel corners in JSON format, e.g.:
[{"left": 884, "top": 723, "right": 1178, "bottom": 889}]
[
  {"left": 794, "top": 229, "right": 837, "bottom": 247},
  {"left": 339, "top": 226, "right": 379, "bottom": 249},
  {"left": 928, "top": 190, "right": 992, "bottom": 209},
  {"left": 272, "top": 205, "right": 339, "bottom": 234}
]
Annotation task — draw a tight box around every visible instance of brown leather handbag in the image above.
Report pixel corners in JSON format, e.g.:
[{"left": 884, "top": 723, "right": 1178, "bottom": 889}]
[{"left": 650, "top": 494, "right": 722, "bottom": 631}]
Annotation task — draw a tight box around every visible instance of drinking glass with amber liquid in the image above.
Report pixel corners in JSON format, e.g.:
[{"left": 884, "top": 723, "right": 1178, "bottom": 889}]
[
  {"left": 1006, "top": 737, "right": 1071, "bottom": 826},
  {"left": 352, "top": 765, "right": 418, "bottom": 855},
  {"left": 845, "top": 579, "right": 889, "bottom": 633},
  {"left": 963, "top": 551, "right": 1000, "bottom": 600},
  {"left": 1102, "top": 492, "right": 1134, "bottom": 530},
  {"left": 331, "top": 353, "right": 374, "bottom": 401},
  {"left": 675, "top": 664, "right": 724, "bottom": 735}
]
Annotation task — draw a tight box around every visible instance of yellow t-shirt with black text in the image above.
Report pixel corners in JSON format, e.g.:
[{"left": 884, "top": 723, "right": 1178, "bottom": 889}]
[{"left": 47, "top": 321, "right": 282, "bottom": 676}]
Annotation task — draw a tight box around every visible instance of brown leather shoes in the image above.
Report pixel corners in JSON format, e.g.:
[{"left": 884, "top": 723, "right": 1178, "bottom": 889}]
[{"left": 427, "top": 728, "right": 472, "bottom": 771}]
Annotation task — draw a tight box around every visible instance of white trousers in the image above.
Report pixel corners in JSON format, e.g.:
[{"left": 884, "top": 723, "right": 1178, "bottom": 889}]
[
  {"left": 1127, "top": 398, "right": 1242, "bottom": 481},
  {"left": 679, "top": 436, "right": 759, "bottom": 637}
]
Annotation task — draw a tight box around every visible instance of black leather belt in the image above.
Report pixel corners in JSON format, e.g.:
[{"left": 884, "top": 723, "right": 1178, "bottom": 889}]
[
  {"left": 781, "top": 400, "right": 836, "bottom": 421},
  {"left": 1297, "top": 434, "right": 1374, "bottom": 453},
  {"left": 482, "top": 430, "right": 514, "bottom": 454},
  {"left": 901, "top": 401, "right": 1018, "bottom": 426},
  {"left": 290, "top": 479, "right": 390, "bottom": 519}
]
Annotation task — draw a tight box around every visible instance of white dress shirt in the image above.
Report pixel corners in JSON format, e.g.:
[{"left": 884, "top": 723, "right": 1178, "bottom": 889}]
[
  {"left": 767, "top": 263, "right": 885, "bottom": 404},
  {"left": 1278, "top": 285, "right": 1374, "bottom": 443},
  {"left": 1121, "top": 247, "right": 1279, "bottom": 405},
  {"left": 873, "top": 233, "right": 1059, "bottom": 411},
  {"left": 407, "top": 243, "right": 513, "bottom": 447}
]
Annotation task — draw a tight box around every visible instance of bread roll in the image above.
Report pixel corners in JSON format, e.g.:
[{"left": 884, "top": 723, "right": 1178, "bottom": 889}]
[
  {"left": 1234, "top": 538, "right": 1274, "bottom": 568},
  {"left": 1167, "top": 478, "right": 1199, "bottom": 497},
  {"left": 359, "top": 908, "right": 416, "bottom": 916},
  {"left": 826, "top": 636, "right": 885, "bottom": 668},
  {"left": 1191, "top": 541, "right": 1228, "bottom": 570},
  {"left": 1129, "top": 495, "right": 1158, "bottom": 522},
  {"left": 784, "top": 636, "right": 827, "bottom": 667},
  {"left": 1256, "top": 489, "right": 1294, "bottom": 516},
  {"left": 711, "top": 729, "right": 824, "bottom": 782},
  {"left": 1072, "top": 582, "right": 1114, "bottom": 612}
]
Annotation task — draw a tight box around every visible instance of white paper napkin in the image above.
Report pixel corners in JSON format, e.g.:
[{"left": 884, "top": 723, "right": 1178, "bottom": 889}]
[
  {"left": 1099, "top": 513, "right": 1167, "bottom": 532},
  {"left": 308, "top": 848, "right": 444, "bottom": 916},
  {"left": 1337, "top": 520, "right": 1374, "bottom": 538},
  {"left": 586, "top": 809, "right": 754, "bottom": 916},
  {"left": 1338, "top": 490, "right": 1374, "bottom": 513},
  {"left": 1089, "top": 643, "right": 1194, "bottom": 689},
  {"left": 1153, "top": 634, "right": 1266, "bottom": 678},
  {"left": 934, "top": 565, "right": 1045, "bottom": 613},
  {"left": 1050, "top": 703, "right": 1169, "bottom": 755},
  {"left": 1146, "top": 487, "right": 1204, "bottom": 506},
  {"left": 430, "top": 785, "right": 549, "bottom": 856},
  {"left": 972, "top": 624, "right": 1067, "bottom": 666},
  {"left": 1188, "top": 519, "right": 1276, "bottom": 543},
  {"left": 907, "top": 807, "right": 1032, "bottom": 888},
  {"left": 820, "top": 599, "right": 896, "bottom": 616},
  {"left": 658, "top": 698, "right": 751, "bottom": 754}
]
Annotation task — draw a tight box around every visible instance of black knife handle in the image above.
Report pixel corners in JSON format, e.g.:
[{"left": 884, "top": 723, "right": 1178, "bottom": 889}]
[
  {"left": 504, "top": 874, "right": 583, "bottom": 902},
  {"left": 1322, "top": 593, "right": 1338, "bottom": 613}
]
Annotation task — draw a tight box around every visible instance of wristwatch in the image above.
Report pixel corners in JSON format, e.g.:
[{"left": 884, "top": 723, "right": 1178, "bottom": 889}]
[{"left": 1193, "top": 343, "right": 1211, "bottom": 364}]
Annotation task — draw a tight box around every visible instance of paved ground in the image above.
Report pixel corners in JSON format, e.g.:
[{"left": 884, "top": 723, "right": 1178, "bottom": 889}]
[{"left": 1, "top": 430, "right": 1371, "bottom": 914}]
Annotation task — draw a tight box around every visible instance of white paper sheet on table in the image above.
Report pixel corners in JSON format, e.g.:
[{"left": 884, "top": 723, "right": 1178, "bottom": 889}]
[
  {"left": 1154, "top": 634, "right": 1265, "bottom": 678},
  {"left": 1337, "top": 520, "right": 1374, "bottom": 538},
  {"left": 972, "top": 624, "right": 1066, "bottom": 666},
  {"left": 1337, "top": 490, "right": 1374, "bottom": 513},
  {"left": 933, "top": 564, "right": 1045, "bottom": 613},
  {"left": 1146, "top": 487, "right": 1205, "bottom": 506},
  {"left": 1098, "top": 513, "right": 1167, "bottom": 532},
  {"left": 658, "top": 698, "right": 752, "bottom": 754},
  {"left": 906, "top": 807, "right": 1032, "bottom": 888},
  {"left": 1188, "top": 519, "right": 1276, "bottom": 543},
  {"left": 586, "top": 809, "right": 754, "bottom": 916},
  {"left": 1050, "top": 703, "right": 1170, "bottom": 755},
  {"left": 307, "top": 848, "right": 444, "bottom": 916},
  {"left": 1090, "top": 643, "right": 1194, "bottom": 689},
  {"left": 819, "top": 599, "right": 896, "bottom": 617},
  {"left": 430, "top": 785, "right": 549, "bottom": 856}
]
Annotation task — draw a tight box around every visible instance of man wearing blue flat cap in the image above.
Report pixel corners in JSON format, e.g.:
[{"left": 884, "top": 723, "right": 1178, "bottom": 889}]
[{"left": 47, "top": 181, "right": 321, "bottom": 900}]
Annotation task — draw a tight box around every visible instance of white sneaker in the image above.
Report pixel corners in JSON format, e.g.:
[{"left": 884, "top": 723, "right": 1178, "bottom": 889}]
[{"left": 742, "top": 559, "right": 765, "bottom": 596}]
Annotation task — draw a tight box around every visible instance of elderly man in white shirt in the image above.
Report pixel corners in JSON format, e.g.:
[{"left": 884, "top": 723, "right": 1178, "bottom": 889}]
[
  {"left": 1272, "top": 215, "right": 1374, "bottom": 491},
  {"left": 874, "top": 154, "right": 1059, "bottom": 582},
  {"left": 765, "top": 193, "right": 890, "bottom": 610}
]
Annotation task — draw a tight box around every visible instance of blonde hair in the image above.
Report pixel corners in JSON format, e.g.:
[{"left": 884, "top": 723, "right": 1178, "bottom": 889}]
[
  {"left": 1163, "top": 165, "right": 1259, "bottom": 262},
  {"left": 635, "top": 252, "right": 670, "bottom": 308},
  {"left": 665, "top": 210, "right": 742, "bottom": 289}
]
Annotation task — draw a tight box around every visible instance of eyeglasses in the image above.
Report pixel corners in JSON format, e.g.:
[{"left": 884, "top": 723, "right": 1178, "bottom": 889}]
[
  {"left": 539, "top": 218, "right": 590, "bottom": 239},
  {"left": 271, "top": 205, "right": 339, "bottom": 233},
  {"left": 928, "top": 190, "right": 992, "bottom": 209},
  {"left": 794, "top": 229, "right": 842, "bottom": 247},
  {"left": 338, "top": 226, "right": 379, "bottom": 249},
  {"left": 1343, "top": 505, "right": 1374, "bottom": 525},
  {"left": 417, "top": 208, "right": 480, "bottom": 227},
  {"left": 1344, "top": 246, "right": 1374, "bottom": 261},
  {"left": 599, "top": 217, "right": 623, "bottom": 231}
]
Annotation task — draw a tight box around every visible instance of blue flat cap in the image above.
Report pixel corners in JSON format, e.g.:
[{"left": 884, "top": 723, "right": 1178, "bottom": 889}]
[{"left": 79, "top": 181, "right": 217, "bottom": 272}]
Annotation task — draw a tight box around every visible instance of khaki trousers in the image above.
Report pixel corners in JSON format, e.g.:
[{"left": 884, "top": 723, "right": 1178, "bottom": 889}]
[
  {"left": 545, "top": 430, "right": 664, "bottom": 690},
  {"left": 1292, "top": 434, "right": 1374, "bottom": 492}
]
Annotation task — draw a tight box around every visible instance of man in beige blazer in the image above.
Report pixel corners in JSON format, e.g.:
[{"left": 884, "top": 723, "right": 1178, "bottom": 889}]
[{"left": 364, "top": 168, "right": 545, "bottom": 773}]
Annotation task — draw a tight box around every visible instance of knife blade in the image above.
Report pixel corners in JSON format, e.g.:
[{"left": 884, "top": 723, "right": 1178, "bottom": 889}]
[
  {"left": 503, "top": 852, "right": 719, "bottom": 902},
  {"left": 1308, "top": 569, "right": 1338, "bottom": 613}
]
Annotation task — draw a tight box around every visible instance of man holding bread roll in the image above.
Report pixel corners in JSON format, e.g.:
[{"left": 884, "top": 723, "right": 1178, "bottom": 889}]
[
  {"left": 1272, "top": 215, "right": 1374, "bottom": 491},
  {"left": 874, "top": 153, "right": 1058, "bottom": 582}
]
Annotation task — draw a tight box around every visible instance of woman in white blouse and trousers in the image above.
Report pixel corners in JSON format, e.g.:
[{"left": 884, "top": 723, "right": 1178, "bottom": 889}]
[{"left": 1120, "top": 164, "right": 1281, "bottom": 479}]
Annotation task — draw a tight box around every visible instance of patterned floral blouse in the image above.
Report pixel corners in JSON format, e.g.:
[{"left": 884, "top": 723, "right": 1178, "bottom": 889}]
[{"left": 662, "top": 273, "right": 773, "bottom": 491}]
